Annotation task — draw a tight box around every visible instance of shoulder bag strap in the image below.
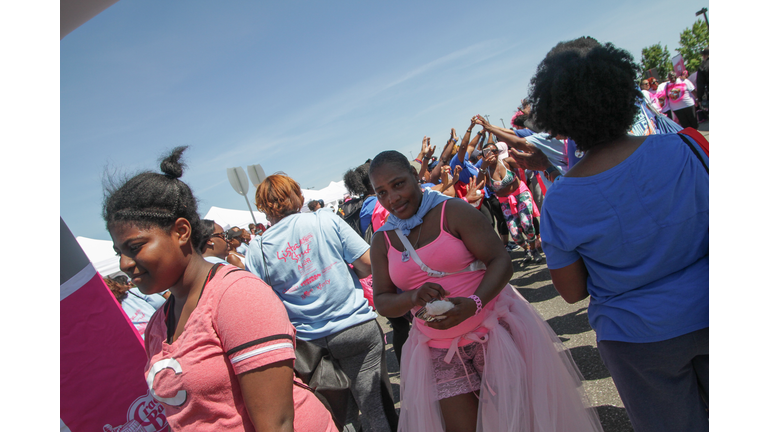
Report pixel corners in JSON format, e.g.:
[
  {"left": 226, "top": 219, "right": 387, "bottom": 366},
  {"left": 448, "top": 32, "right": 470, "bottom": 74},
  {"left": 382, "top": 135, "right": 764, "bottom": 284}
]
[
  {"left": 394, "top": 228, "right": 485, "bottom": 278},
  {"left": 259, "top": 239, "right": 272, "bottom": 285},
  {"left": 678, "top": 133, "right": 709, "bottom": 174}
]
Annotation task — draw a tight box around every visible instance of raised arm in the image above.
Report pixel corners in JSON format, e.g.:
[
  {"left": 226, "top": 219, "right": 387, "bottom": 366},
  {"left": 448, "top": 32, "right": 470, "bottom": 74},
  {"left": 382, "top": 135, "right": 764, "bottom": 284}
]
[
  {"left": 418, "top": 141, "right": 435, "bottom": 182},
  {"left": 455, "top": 123, "right": 475, "bottom": 165},
  {"left": 428, "top": 138, "right": 456, "bottom": 185},
  {"left": 473, "top": 115, "right": 532, "bottom": 153}
]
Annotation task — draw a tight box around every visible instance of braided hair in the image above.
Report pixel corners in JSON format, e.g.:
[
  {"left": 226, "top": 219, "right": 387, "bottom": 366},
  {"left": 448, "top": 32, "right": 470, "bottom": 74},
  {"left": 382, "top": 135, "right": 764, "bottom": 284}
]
[{"left": 102, "top": 146, "right": 205, "bottom": 252}]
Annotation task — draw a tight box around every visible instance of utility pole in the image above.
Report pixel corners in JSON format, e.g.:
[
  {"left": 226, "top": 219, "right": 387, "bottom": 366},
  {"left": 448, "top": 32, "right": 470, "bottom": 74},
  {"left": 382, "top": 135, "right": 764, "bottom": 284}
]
[{"left": 695, "top": 7, "right": 708, "bottom": 27}]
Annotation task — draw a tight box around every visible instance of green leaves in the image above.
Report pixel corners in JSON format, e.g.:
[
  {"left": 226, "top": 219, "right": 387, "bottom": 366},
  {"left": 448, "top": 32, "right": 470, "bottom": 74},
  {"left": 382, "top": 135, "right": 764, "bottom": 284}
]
[
  {"left": 641, "top": 43, "right": 673, "bottom": 80},
  {"left": 640, "top": 18, "right": 709, "bottom": 80},
  {"left": 677, "top": 19, "right": 709, "bottom": 73}
]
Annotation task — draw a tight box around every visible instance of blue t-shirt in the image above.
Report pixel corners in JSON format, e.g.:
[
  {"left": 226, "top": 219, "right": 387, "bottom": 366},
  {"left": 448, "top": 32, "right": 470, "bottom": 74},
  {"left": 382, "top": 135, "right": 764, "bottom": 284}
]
[
  {"left": 540, "top": 133, "right": 708, "bottom": 343},
  {"left": 514, "top": 128, "right": 535, "bottom": 138},
  {"left": 245, "top": 210, "right": 376, "bottom": 340},
  {"left": 359, "top": 196, "right": 377, "bottom": 234},
  {"left": 449, "top": 153, "right": 480, "bottom": 184}
]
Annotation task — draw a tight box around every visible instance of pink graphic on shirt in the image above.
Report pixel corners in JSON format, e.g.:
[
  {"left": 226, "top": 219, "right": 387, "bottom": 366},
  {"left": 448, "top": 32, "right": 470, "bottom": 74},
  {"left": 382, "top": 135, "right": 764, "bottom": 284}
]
[
  {"left": 102, "top": 390, "right": 169, "bottom": 432},
  {"left": 276, "top": 233, "right": 314, "bottom": 263}
]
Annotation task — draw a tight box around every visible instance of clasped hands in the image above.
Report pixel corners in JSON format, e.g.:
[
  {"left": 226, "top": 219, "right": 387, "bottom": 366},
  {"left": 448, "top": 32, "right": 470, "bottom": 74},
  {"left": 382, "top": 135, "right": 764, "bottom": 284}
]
[{"left": 410, "top": 282, "right": 476, "bottom": 330}]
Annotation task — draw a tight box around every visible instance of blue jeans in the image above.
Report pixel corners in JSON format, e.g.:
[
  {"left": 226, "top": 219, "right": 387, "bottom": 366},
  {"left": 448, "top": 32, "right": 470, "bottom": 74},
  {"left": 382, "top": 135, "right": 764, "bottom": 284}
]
[{"left": 598, "top": 327, "right": 708, "bottom": 432}]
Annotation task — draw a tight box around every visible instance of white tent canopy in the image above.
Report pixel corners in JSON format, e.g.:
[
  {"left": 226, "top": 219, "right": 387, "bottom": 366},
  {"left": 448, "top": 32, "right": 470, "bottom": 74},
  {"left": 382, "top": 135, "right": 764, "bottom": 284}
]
[
  {"left": 76, "top": 236, "right": 124, "bottom": 278},
  {"left": 77, "top": 180, "right": 351, "bottom": 278}
]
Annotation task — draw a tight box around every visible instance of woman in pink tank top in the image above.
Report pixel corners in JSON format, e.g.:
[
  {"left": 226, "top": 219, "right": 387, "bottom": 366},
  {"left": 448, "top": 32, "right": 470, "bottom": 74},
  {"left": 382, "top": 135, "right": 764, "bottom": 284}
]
[{"left": 368, "top": 150, "right": 603, "bottom": 432}]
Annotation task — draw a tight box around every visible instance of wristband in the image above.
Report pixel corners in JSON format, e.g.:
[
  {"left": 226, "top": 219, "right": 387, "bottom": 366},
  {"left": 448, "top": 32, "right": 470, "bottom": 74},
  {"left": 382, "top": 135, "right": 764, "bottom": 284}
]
[
  {"left": 415, "top": 158, "right": 423, "bottom": 164},
  {"left": 545, "top": 165, "right": 559, "bottom": 176},
  {"left": 468, "top": 295, "right": 483, "bottom": 316}
]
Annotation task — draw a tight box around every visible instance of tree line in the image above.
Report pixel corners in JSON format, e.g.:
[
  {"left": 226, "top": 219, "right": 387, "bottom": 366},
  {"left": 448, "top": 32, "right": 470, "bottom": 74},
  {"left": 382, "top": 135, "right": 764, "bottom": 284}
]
[{"left": 640, "top": 19, "right": 708, "bottom": 80}]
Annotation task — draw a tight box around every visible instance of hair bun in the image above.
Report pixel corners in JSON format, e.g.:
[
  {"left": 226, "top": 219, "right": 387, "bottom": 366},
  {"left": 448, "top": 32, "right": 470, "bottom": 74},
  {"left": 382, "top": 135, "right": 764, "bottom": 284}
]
[{"left": 160, "top": 146, "right": 188, "bottom": 179}]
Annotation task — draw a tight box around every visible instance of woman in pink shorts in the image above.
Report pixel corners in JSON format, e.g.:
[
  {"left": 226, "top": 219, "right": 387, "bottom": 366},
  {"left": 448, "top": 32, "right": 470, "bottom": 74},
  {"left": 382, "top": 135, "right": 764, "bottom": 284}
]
[{"left": 368, "top": 150, "right": 603, "bottom": 432}]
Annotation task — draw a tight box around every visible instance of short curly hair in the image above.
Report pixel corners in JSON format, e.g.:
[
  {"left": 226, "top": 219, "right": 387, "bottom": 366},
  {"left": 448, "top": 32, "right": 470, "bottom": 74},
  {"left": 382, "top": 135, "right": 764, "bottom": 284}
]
[
  {"left": 528, "top": 37, "right": 641, "bottom": 152},
  {"left": 254, "top": 173, "right": 304, "bottom": 220}
]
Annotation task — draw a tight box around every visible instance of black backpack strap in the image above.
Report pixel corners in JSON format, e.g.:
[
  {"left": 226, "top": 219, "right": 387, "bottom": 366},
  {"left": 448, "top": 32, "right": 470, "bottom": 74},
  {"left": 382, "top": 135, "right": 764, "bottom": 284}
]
[{"left": 678, "top": 133, "right": 708, "bottom": 174}]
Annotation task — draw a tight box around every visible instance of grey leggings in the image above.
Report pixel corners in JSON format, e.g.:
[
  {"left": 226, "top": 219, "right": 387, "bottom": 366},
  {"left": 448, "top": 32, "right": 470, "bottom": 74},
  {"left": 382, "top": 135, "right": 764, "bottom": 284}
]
[{"left": 307, "top": 319, "right": 398, "bottom": 432}]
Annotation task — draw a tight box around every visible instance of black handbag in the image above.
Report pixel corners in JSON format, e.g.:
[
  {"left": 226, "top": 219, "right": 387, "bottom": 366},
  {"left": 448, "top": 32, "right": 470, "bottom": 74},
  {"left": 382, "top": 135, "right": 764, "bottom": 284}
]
[
  {"left": 292, "top": 339, "right": 352, "bottom": 431},
  {"left": 259, "top": 239, "right": 352, "bottom": 431}
]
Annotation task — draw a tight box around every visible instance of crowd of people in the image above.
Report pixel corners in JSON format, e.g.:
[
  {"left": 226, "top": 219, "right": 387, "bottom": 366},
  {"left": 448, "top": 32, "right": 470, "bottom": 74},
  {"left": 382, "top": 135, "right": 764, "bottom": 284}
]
[{"left": 101, "top": 36, "right": 708, "bottom": 432}]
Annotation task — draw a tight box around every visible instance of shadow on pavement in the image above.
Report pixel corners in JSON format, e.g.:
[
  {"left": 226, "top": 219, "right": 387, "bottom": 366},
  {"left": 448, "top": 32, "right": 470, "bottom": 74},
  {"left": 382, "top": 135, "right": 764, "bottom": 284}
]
[
  {"left": 546, "top": 307, "right": 593, "bottom": 336},
  {"left": 568, "top": 345, "right": 612, "bottom": 381},
  {"left": 594, "top": 405, "right": 634, "bottom": 432},
  {"left": 515, "top": 282, "right": 560, "bottom": 303}
]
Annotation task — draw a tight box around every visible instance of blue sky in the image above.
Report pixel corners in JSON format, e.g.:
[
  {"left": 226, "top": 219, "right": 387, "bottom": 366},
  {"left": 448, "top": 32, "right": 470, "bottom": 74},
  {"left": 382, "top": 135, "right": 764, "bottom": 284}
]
[{"left": 61, "top": 0, "right": 707, "bottom": 240}]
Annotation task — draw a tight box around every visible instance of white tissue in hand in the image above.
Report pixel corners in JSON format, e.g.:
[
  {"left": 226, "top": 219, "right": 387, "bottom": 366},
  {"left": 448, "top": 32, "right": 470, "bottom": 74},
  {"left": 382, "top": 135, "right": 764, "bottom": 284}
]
[{"left": 425, "top": 299, "right": 454, "bottom": 316}]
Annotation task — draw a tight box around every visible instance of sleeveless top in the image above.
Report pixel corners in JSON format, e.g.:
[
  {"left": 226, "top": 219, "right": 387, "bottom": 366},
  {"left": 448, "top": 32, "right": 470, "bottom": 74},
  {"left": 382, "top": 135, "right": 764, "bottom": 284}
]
[
  {"left": 384, "top": 201, "right": 497, "bottom": 348},
  {"left": 489, "top": 162, "right": 517, "bottom": 192}
]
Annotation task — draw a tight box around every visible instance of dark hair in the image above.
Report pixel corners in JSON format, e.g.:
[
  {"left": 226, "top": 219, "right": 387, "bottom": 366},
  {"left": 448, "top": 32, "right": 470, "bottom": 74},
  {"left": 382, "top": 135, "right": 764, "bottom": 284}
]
[
  {"left": 344, "top": 162, "right": 374, "bottom": 196},
  {"left": 307, "top": 200, "right": 320, "bottom": 211},
  {"left": 369, "top": 150, "right": 412, "bottom": 178},
  {"left": 528, "top": 37, "right": 641, "bottom": 151},
  {"left": 198, "top": 219, "right": 216, "bottom": 252},
  {"left": 701, "top": 47, "right": 708, "bottom": 56},
  {"left": 102, "top": 146, "right": 205, "bottom": 252},
  {"left": 512, "top": 113, "right": 528, "bottom": 129}
]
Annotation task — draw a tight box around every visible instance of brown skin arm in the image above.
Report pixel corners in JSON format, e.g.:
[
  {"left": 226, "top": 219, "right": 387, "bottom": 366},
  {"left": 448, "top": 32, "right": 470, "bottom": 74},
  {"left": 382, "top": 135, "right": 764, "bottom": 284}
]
[
  {"left": 227, "top": 253, "right": 245, "bottom": 269},
  {"left": 549, "top": 258, "right": 590, "bottom": 304},
  {"left": 429, "top": 137, "right": 457, "bottom": 184},
  {"left": 351, "top": 250, "right": 372, "bottom": 278},
  {"left": 473, "top": 115, "right": 534, "bottom": 153},
  {"left": 238, "top": 359, "right": 296, "bottom": 432},
  {"left": 426, "top": 199, "right": 514, "bottom": 330}
]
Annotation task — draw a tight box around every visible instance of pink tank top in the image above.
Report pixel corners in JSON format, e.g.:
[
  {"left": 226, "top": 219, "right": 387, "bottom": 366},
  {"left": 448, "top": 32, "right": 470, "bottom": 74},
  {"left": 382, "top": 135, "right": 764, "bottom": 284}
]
[{"left": 385, "top": 202, "right": 497, "bottom": 347}]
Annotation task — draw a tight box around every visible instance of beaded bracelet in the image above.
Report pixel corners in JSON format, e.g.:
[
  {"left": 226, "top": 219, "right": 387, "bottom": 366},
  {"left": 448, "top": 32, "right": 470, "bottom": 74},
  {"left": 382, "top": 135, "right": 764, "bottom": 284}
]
[{"left": 468, "top": 295, "right": 483, "bottom": 316}]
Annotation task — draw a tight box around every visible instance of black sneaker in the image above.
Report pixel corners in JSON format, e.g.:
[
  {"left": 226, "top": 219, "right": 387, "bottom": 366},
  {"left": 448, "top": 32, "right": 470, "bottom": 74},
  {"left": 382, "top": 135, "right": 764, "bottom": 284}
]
[
  {"left": 523, "top": 250, "right": 534, "bottom": 263},
  {"left": 532, "top": 250, "right": 543, "bottom": 263},
  {"left": 506, "top": 242, "right": 520, "bottom": 252}
]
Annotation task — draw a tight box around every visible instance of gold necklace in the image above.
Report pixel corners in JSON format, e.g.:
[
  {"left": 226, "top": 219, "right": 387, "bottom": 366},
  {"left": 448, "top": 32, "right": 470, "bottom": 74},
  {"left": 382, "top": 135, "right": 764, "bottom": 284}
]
[{"left": 412, "top": 224, "right": 423, "bottom": 249}]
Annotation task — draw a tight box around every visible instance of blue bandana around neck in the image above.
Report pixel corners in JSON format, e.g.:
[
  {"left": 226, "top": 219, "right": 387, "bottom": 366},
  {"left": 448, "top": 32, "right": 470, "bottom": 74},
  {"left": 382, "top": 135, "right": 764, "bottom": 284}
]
[{"left": 379, "top": 188, "right": 451, "bottom": 235}]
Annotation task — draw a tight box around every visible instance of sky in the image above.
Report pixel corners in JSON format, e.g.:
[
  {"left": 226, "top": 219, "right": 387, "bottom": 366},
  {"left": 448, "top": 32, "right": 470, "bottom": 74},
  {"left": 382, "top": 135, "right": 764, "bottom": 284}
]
[{"left": 60, "top": 0, "right": 709, "bottom": 241}]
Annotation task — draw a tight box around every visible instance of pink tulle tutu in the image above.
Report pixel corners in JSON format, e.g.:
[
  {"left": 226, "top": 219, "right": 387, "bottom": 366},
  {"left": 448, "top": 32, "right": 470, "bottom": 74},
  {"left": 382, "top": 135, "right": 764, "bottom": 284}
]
[{"left": 398, "top": 285, "right": 604, "bottom": 432}]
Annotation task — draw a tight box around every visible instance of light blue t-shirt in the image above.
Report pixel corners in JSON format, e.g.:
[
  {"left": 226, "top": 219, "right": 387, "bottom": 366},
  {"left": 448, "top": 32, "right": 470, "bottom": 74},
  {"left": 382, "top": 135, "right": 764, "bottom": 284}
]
[
  {"left": 245, "top": 210, "right": 375, "bottom": 340},
  {"left": 236, "top": 243, "right": 248, "bottom": 255},
  {"left": 525, "top": 132, "right": 568, "bottom": 174},
  {"left": 122, "top": 288, "right": 166, "bottom": 339},
  {"left": 540, "top": 133, "right": 708, "bottom": 343}
]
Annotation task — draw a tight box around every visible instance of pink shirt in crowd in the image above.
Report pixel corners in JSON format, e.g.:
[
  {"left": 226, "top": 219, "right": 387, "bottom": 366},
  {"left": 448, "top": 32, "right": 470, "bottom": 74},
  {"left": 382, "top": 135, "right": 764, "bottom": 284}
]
[{"left": 143, "top": 265, "right": 335, "bottom": 432}]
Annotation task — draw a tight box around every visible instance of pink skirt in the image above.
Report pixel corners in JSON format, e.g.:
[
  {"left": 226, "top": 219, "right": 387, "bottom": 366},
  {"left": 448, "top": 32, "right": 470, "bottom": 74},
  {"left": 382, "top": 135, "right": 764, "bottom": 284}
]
[{"left": 398, "top": 285, "right": 604, "bottom": 432}]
